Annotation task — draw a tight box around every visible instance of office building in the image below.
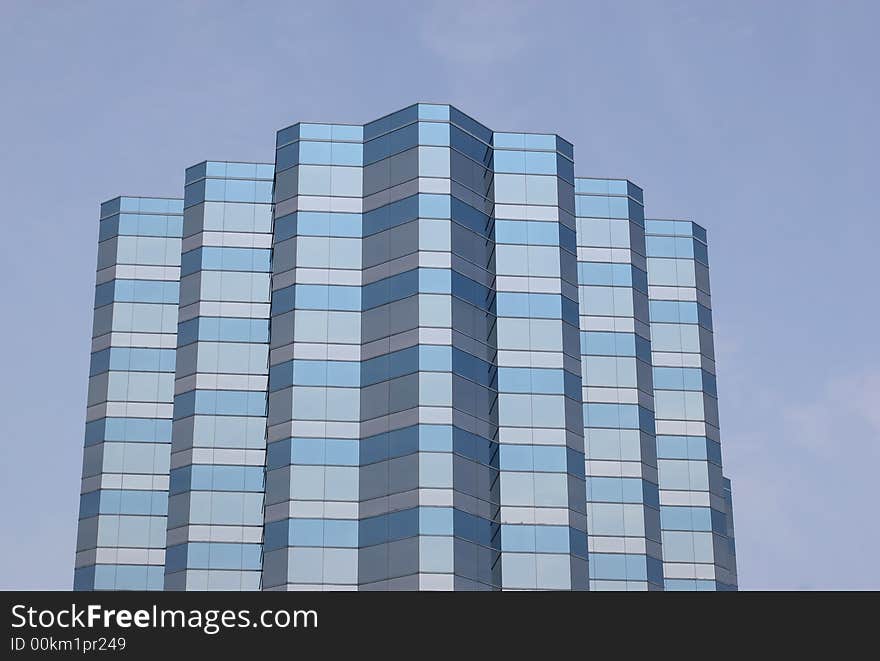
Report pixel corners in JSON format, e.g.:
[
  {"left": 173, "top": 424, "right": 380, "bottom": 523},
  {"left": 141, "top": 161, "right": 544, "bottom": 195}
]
[{"left": 74, "top": 103, "right": 737, "bottom": 590}]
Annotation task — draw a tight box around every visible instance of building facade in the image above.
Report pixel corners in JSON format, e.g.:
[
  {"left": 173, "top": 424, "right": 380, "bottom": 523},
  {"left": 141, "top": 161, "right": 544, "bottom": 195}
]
[
  {"left": 75, "top": 196, "right": 183, "bottom": 590},
  {"left": 75, "top": 103, "right": 737, "bottom": 591},
  {"left": 165, "top": 162, "right": 275, "bottom": 590}
]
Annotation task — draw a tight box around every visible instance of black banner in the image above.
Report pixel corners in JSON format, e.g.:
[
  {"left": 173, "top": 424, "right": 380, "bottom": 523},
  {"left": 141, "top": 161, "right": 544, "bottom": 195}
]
[{"left": 1, "top": 591, "right": 873, "bottom": 656}]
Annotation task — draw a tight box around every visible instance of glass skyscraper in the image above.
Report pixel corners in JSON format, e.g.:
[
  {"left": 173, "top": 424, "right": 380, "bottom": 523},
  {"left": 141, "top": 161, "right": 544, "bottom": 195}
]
[{"left": 75, "top": 103, "right": 737, "bottom": 591}]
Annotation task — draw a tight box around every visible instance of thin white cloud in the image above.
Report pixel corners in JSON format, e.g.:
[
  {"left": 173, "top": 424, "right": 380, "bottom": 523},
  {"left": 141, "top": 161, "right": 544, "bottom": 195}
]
[{"left": 783, "top": 369, "right": 880, "bottom": 457}]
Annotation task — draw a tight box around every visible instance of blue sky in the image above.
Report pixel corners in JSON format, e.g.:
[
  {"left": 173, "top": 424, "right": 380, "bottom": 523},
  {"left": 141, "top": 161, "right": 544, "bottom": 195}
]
[{"left": 1, "top": 0, "right": 877, "bottom": 589}]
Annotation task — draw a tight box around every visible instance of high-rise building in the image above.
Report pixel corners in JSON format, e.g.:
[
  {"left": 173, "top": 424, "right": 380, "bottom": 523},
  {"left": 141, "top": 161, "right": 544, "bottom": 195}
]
[
  {"left": 76, "top": 196, "right": 183, "bottom": 590},
  {"left": 575, "top": 179, "right": 663, "bottom": 590},
  {"left": 74, "top": 103, "right": 737, "bottom": 591},
  {"left": 165, "top": 162, "right": 275, "bottom": 590},
  {"left": 645, "top": 218, "right": 738, "bottom": 590}
]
